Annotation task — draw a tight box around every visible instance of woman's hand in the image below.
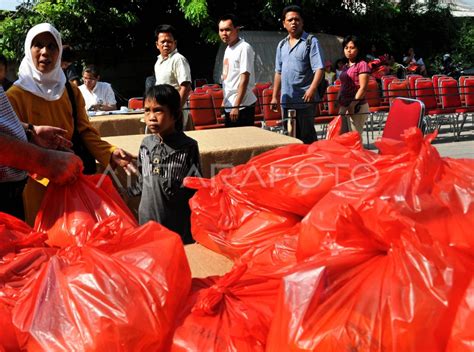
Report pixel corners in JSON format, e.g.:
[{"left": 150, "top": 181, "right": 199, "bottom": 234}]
[
  {"left": 110, "top": 148, "right": 137, "bottom": 175},
  {"left": 32, "top": 125, "right": 73, "bottom": 151}
]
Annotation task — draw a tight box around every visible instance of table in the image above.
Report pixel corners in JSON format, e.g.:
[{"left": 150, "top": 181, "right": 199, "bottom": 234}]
[
  {"left": 184, "top": 243, "right": 233, "bottom": 278},
  {"left": 90, "top": 113, "right": 145, "bottom": 137},
  {"left": 103, "top": 126, "right": 302, "bottom": 178}
]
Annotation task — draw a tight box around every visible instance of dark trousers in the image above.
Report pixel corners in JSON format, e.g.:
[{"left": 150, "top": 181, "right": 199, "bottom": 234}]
[
  {"left": 283, "top": 106, "right": 318, "bottom": 144},
  {"left": 224, "top": 104, "right": 255, "bottom": 128},
  {"left": 0, "top": 179, "right": 27, "bottom": 220}
]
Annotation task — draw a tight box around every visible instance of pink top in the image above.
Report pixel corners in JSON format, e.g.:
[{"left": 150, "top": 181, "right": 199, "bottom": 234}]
[{"left": 338, "top": 60, "right": 370, "bottom": 107}]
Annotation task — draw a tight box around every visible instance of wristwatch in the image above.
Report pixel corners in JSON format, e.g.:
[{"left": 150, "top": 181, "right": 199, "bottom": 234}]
[{"left": 25, "top": 123, "right": 36, "bottom": 142}]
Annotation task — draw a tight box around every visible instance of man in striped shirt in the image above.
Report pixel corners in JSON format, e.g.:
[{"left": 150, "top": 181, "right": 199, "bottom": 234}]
[{"left": 0, "top": 86, "right": 82, "bottom": 219}]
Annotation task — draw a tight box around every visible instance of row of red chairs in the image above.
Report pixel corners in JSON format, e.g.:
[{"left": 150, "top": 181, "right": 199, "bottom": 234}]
[{"left": 378, "top": 74, "right": 474, "bottom": 139}]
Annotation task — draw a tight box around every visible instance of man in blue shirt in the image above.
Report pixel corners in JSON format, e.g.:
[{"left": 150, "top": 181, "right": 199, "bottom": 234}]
[{"left": 271, "top": 5, "right": 324, "bottom": 144}]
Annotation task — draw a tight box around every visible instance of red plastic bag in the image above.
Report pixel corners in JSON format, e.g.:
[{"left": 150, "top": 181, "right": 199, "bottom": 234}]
[
  {"left": 12, "top": 220, "right": 191, "bottom": 352},
  {"left": 298, "top": 128, "right": 474, "bottom": 259},
  {"left": 0, "top": 213, "right": 53, "bottom": 351},
  {"left": 172, "top": 264, "right": 281, "bottom": 352},
  {"left": 0, "top": 246, "right": 57, "bottom": 351},
  {"left": 183, "top": 131, "right": 370, "bottom": 259},
  {"left": 236, "top": 223, "right": 300, "bottom": 275},
  {"left": 446, "top": 276, "right": 474, "bottom": 351},
  {"left": 267, "top": 204, "right": 473, "bottom": 351},
  {"left": 34, "top": 174, "right": 137, "bottom": 247},
  {"left": 0, "top": 212, "right": 46, "bottom": 257},
  {"left": 325, "top": 115, "right": 342, "bottom": 140},
  {"left": 185, "top": 176, "right": 300, "bottom": 260}
]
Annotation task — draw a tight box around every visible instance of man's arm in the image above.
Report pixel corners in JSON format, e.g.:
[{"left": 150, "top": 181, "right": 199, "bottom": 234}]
[
  {"left": 99, "top": 84, "right": 117, "bottom": 111},
  {"left": 229, "top": 72, "right": 250, "bottom": 121},
  {"left": 0, "top": 133, "right": 82, "bottom": 184},
  {"left": 178, "top": 82, "right": 192, "bottom": 108},
  {"left": 271, "top": 72, "right": 282, "bottom": 111},
  {"left": 303, "top": 68, "right": 324, "bottom": 103}
]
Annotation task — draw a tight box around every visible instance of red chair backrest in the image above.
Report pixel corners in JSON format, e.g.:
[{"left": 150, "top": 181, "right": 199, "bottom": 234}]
[
  {"left": 406, "top": 74, "right": 423, "bottom": 97},
  {"left": 252, "top": 87, "right": 262, "bottom": 115},
  {"left": 262, "top": 88, "right": 281, "bottom": 121},
  {"left": 440, "top": 79, "right": 461, "bottom": 109},
  {"left": 381, "top": 75, "right": 396, "bottom": 103},
  {"left": 414, "top": 78, "right": 438, "bottom": 110},
  {"left": 128, "top": 97, "right": 143, "bottom": 110},
  {"left": 382, "top": 97, "right": 425, "bottom": 140},
  {"left": 193, "top": 87, "right": 207, "bottom": 94},
  {"left": 188, "top": 92, "right": 216, "bottom": 126},
  {"left": 253, "top": 82, "right": 272, "bottom": 115},
  {"left": 326, "top": 85, "right": 340, "bottom": 115},
  {"left": 387, "top": 80, "right": 409, "bottom": 103},
  {"left": 432, "top": 74, "right": 448, "bottom": 90},
  {"left": 366, "top": 80, "right": 381, "bottom": 107},
  {"left": 459, "top": 75, "right": 474, "bottom": 102},
  {"left": 463, "top": 78, "right": 474, "bottom": 107},
  {"left": 206, "top": 88, "right": 224, "bottom": 119},
  {"left": 202, "top": 83, "right": 220, "bottom": 89}
]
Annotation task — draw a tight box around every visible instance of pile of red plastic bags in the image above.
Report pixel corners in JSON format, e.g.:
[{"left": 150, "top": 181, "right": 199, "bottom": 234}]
[{"left": 1, "top": 119, "right": 473, "bottom": 351}]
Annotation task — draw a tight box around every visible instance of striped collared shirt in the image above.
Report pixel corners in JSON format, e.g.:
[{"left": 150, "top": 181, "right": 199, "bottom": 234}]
[{"left": 0, "top": 86, "right": 28, "bottom": 182}]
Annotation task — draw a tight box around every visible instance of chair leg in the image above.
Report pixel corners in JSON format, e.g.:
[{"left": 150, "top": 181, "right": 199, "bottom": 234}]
[
  {"left": 457, "top": 112, "right": 468, "bottom": 139},
  {"left": 365, "top": 116, "right": 371, "bottom": 148}
]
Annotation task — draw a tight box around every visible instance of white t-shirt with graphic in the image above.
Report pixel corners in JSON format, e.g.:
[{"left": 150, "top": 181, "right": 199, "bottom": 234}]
[{"left": 221, "top": 38, "right": 257, "bottom": 112}]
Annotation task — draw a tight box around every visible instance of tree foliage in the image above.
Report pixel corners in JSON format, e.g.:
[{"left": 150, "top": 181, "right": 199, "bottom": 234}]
[
  {"left": 0, "top": 0, "right": 472, "bottom": 71},
  {"left": 0, "top": 0, "right": 140, "bottom": 59}
]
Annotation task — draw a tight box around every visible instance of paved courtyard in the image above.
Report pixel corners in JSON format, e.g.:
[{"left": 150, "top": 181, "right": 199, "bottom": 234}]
[{"left": 346, "top": 115, "right": 474, "bottom": 159}]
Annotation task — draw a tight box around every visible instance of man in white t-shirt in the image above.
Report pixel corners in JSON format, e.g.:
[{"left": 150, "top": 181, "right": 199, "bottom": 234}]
[
  {"left": 78, "top": 65, "right": 117, "bottom": 111},
  {"left": 218, "top": 14, "right": 257, "bottom": 127}
]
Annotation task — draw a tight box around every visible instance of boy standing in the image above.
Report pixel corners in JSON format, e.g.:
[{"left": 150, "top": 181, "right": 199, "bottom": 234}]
[{"left": 128, "top": 84, "right": 200, "bottom": 244}]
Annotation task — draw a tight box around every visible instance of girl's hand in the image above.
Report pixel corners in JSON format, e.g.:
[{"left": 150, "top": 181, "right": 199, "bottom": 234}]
[{"left": 110, "top": 148, "right": 137, "bottom": 176}]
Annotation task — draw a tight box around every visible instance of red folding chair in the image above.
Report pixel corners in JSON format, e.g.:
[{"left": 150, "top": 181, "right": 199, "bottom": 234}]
[
  {"left": 313, "top": 85, "right": 340, "bottom": 139},
  {"left": 380, "top": 75, "right": 397, "bottom": 106},
  {"left": 432, "top": 74, "right": 448, "bottom": 104},
  {"left": 193, "top": 87, "right": 207, "bottom": 94},
  {"left": 253, "top": 82, "right": 272, "bottom": 126},
  {"left": 188, "top": 92, "right": 225, "bottom": 130},
  {"left": 387, "top": 80, "right": 410, "bottom": 104},
  {"left": 382, "top": 97, "right": 425, "bottom": 141},
  {"left": 261, "top": 88, "right": 283, "bottom": 129},
  {"left": 202, "top": 83, "right": 221, "bottom": 89},
  {"left": 459, "top": 75, "right": 474, "bottom": 104},
  {"left": 439, "top": 78, "right": 472, "bottom": 139},
  {"left": 406, "top": 74, "right": 423, "bottom": 97},
  {"left": 414, "top": 78, "right": 446, "bottom": 132},
  {"left": 366, "top": 79, "right": 389, "bottom": 139},
  {"left": 128, "top": 97, "right": 143, "bottom": 110},
  {"left": 455, "top": 77, "right": 474, "bottom": 137},
  {"left": 205, "top": 88, "right": 224, "bottom": 122}
]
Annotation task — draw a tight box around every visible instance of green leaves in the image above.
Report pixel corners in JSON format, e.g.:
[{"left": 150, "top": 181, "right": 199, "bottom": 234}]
[{"left": 178, "top": 0, "right": 209, "bottom": 25}]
